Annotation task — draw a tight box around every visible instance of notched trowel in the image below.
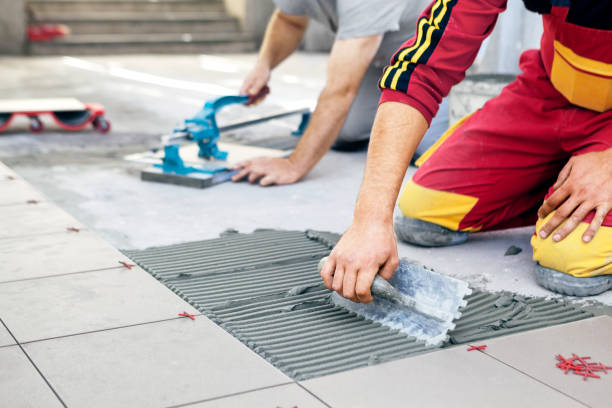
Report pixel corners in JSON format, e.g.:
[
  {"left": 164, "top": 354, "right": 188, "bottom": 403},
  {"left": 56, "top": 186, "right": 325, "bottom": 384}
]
[{"left": 318, "top": 257, "right": 471, "bottom": 346}]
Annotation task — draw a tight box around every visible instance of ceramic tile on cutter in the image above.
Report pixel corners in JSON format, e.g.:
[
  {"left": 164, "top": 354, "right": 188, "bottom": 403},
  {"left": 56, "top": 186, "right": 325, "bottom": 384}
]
[
  {"left": 0, "top": 346, "right": 63, "bottom": 408},
  {"left": 0, "top": 267, "right": 198, "bottom": 343},
  {"left": 186, "top": 383, "right": 328, "bottom": 408},
  {"left": 480, "top": 316, "right": 612, "bottom": 408},
  {"left": 23, "top": 318, "right": 290, "bottom": 408},
  {"left": 0, "top": 179, "right": 46, "bottom": 206},
  {"left": 301, "top": 345, "right": 583, "bottom": 408},
  {"left": 0, "top": 230, "right": 133, "bottom": 283},
  {"left": 0, "top": 201, "right": 84, "bottom": 239}
]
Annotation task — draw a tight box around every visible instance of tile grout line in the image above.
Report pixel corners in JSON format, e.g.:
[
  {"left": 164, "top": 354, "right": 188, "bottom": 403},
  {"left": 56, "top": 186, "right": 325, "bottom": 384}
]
[
  {"left": 295, "top": 381, "right": 333, "bottom": 408},
  {"left": 0, "top": 229, "right": 90, "bottom": 241},
  {"left": 0, "top": 265, "right": 131, "bottom": 285},
  {"left": 0, "top": 200, "right": 48, "bottom": 208},
  {"left": 0, "top": 318, "right": 68, "bottom": 408},
  {"left": 17, "top": 314, "right": 204, "bottom": 346},
  {"left": 0, "top": 343, "right": 17, "bottom": 350},
  {"left": 479, "top": 351, "right": 592, "bottom": 408},
  {"left": 163, "top": 382, "right": 296, "bottom": 408}
]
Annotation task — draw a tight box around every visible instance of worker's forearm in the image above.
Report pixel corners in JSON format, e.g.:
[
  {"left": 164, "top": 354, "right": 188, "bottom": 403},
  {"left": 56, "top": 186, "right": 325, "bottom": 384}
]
[
  {"left": 288, "top": 35, "right": 382, "bottom": 176},
  {"left": 289, "top": 86, "right": 356, "bottom": 173},
  {"left": 353, "top": 102, "right": 429, "bottom": 224},
  {"left": 257, "top": 11, "right": 307, "bottom": 70}
]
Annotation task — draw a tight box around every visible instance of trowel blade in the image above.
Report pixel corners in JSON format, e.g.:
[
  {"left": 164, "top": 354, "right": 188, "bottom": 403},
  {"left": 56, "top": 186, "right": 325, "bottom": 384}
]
[{"left": 332, "top": 260, "right": 471, "bottom": 346}]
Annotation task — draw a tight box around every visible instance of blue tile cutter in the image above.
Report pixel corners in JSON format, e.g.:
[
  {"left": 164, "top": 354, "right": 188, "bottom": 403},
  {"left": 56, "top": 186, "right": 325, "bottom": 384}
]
[{"left": 155, "top": 86, "right": 310, "bottom": 178}]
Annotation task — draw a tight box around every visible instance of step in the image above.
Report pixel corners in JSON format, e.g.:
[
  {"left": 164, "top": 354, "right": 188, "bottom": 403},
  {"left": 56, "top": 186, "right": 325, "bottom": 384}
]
[
  {"left": 28, "top": 0, "right": 225, "bottom": 13},
  {"left": 28, "top": 32, "right": 256, "bottom": 55},
  {"left": 30, "top": 12, "right": 240, "bottom": 35}
]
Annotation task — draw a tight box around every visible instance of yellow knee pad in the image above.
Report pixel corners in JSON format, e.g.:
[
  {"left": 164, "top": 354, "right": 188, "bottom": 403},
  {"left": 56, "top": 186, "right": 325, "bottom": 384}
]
[
  {"left": 532, "top": 213, "right": 612, "bottom": 277},
  {"left": 398, "top": 181, "right": 481, "bottom": 232}
]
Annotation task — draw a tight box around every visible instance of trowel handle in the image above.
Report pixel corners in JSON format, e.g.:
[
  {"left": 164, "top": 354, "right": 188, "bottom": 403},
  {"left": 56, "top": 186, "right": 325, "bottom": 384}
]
[
  {"left": 246, "top": 86, "right": 270, "bottom": 105},
  {"left": 371, "top": 276, "right": 408, "bottom": 304}
]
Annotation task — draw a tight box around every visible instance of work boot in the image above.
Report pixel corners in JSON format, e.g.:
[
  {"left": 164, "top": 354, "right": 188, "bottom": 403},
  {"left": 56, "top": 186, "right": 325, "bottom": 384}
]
[
  {"left": 534, "top": 264, "right": 612, "bottom": 297},
  {"left": 394, "top": 216, "right": 468, "bottom": 247}
]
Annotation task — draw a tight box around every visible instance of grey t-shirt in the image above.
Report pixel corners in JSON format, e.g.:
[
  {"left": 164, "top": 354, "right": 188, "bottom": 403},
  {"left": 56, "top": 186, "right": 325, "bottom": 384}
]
[{"left": 274, "top": 0, "right": 427, "bottom": 57}]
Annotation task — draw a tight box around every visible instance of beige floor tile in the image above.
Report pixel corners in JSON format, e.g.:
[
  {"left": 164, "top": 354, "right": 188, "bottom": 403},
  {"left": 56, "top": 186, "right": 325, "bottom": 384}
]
[
  {"left": 0, "top": 346, "right": 63, "bottom": 408},
  {"left": 481, "top": 316, "right": 612, "bottom": 408},
  {"left": 187, "top": 384, "right": 327, "bottom": 408},
  {"left": 0, "top": 201, "right": 83, "bottom": 239},
  {"left": 24, "top": 318, "right": 290, "bottom": 408},
  {"left": 302, "top": 346, "right": 583, "bottom": 408},
  {"left": 0, "top": 230, "right": 133, "bottom": 283},
  {"left": 0, "top": 178, "right": 46, "bottom": 206},
  {"left": 0, "top": 161, "right": 20, "bottom": 179},
  {"left": 0, "top": 267, "right": 198, "bottom": 342},
  {"left": 0, "top": 323, "right": 16, "bottom": 347}
]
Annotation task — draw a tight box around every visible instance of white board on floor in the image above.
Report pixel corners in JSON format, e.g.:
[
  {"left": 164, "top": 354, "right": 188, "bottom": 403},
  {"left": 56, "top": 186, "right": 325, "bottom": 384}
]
[
  {"left": 124, "top": 142, "right": 291, "bottom": 168},
  {"left": 0, "top": 98, "right": 86, "bottom": 114}
]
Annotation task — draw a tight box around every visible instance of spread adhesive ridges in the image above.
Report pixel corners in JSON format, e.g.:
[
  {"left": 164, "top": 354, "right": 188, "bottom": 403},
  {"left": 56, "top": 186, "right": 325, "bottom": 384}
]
[{"left": 123, "top": 229, "right": 594, "bottom": 380}]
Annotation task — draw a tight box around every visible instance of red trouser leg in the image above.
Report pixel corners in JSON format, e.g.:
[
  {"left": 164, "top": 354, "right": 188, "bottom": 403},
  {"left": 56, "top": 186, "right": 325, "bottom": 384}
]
[{"left": 398, "top": 50, "right": 612, "bottom": 277}]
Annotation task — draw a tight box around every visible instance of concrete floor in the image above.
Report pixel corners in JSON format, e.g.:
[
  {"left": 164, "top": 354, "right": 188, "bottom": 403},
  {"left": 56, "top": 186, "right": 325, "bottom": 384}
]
[{"left": 0, "top": 53, "right": 610, "bottom": 314}]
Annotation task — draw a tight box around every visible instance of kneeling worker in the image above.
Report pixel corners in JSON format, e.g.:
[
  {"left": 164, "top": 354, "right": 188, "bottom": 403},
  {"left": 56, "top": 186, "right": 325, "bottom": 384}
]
[
  {"left": 232, "top": 0, "right": 447, "bottom": 186},
  {"left": 322, "top": 0, "right": 612, "bottom": 299}
]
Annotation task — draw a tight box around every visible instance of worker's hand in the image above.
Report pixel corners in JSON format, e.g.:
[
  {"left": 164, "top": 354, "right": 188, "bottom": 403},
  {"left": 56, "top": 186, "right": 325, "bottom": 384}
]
[
  {"left": 320, "top": 221, "right": 399, "bottom": 303},
  {"left": 538, "top": 149, "right": 612, "bottom": 243},
  {"left": 231, "top": 157, "right": 305, "bottom": 186},
  {"left": 240, "top": 63, "right": 271, "bottom": 106}
]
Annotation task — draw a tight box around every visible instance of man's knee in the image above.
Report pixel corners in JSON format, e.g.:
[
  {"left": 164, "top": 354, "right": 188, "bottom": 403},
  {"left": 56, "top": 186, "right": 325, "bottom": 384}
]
[
  {"left": 394, "top": 215, "right": 468, "bottom": 247},
  {"left": 398, "top": 180, "right": 480, "bottom": 232},
  {"left": 394, "top": 180, "right": 477, "bottom": 247},
  {"left": 531, "top": 214, "right": 612, "bottom": 277}
]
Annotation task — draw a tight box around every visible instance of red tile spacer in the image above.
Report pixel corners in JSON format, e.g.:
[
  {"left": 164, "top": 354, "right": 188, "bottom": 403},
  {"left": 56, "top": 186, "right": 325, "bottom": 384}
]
[
  {"left": 178, "top": 312, "right": 196, "bottom": 320},
  {"left": 467, "top": 345, "right": 487, "bottom": 351},
  {"left": 119, "top": 261, "right": 135, "bottom": 269},
  {"left": 555, "top": 353, "right": 611, "bottom": 381},
  {"left": 66, "top": 226, "right": 80, "bottom": 232},
  {"left": 27, "top": 199, "right": 39, "bottom": 204}
]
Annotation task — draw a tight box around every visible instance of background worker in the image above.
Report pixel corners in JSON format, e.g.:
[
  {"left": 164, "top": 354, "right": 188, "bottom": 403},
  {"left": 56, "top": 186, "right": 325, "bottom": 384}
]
[
  {"left": 321, "top": 0, "right": 612, "bottom": 300},
  {"left": 232, "top": 0, "right": 448, "bottom": 186}
]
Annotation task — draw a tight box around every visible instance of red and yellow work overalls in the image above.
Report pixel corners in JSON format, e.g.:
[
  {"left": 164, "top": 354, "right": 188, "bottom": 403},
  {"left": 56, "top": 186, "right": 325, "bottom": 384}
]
[{"left": 400, "top": 5, "right": 612, "bottom": 277}]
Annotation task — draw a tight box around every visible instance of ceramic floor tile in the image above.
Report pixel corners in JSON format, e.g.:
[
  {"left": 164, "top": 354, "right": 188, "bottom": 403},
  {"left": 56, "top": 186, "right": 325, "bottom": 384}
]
[
  {"left": 186, "top": 384, "right": 327, "bottom": 408},
  {"left": 481, "top": 316, "right": 612, "bottom": 408},
  {"left": 0, "top": 230, "right": 133, "bottom": 283},
  {"left": 302, "top": 346, "right": 583, "bottom": 408},
  {"left": 24, "top": 318, "right": 290, "bottom": 408},
  {"left": 0, "top": 346, "right": 63, "bottom": 408},
  {"left": 0, "top": 201, "right": 84, "bottom": 239},
  {"left": 0, "top": 161, "right": 20, "bottom": 179},
  {"left": 0, "top": 178, "right": 46, "bottom": 206},
  {"left": 0, "top": 267, "right": 198, "bottom": 343},
  {"left": 0, "top": 323, "right": 16, "bottom": 347}
]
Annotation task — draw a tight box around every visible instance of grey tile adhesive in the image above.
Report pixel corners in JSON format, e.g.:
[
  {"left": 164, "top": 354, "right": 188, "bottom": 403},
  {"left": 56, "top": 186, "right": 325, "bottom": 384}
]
[{"left": 123, "top": 229, "right": 594, "bottom": 381}]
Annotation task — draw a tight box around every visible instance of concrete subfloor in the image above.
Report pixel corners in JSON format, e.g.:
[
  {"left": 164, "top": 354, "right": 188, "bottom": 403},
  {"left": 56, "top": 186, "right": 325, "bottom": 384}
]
[{"left": 1, "top": 54, "right": 611, "bottom": 407}]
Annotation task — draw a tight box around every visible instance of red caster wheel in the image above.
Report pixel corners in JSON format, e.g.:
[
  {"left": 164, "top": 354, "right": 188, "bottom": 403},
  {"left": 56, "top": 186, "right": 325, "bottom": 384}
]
[
  {"left": 93, "top": 116, "right": 111, "bottom": 134},
  {"left": 29, "top": 116, "right": 43, "bottom": 133}
]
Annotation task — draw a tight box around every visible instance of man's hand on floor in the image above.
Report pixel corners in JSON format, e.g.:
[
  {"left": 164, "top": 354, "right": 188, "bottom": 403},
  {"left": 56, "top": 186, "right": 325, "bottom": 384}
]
[
  {"left": 320, "top": 221, "right": 399, "bottom": 303},
  {"left": 538, "top": 148, "right": 612, "bottom": 243},
  {"left": 231, "top": 157, "right": 305, "bottom": 186}
]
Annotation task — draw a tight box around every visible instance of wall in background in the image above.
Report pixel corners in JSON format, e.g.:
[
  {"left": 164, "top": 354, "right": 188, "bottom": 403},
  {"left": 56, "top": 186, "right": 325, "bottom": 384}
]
[{"left": 0, "top": 0, "right": 25, "bottom": 54}]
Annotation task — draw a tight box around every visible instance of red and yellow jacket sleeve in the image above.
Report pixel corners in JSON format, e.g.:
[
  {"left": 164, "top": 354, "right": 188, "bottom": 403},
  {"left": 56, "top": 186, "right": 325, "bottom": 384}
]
[{"left": 379, "top": 0, "right": 508, "bottom": 124}]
